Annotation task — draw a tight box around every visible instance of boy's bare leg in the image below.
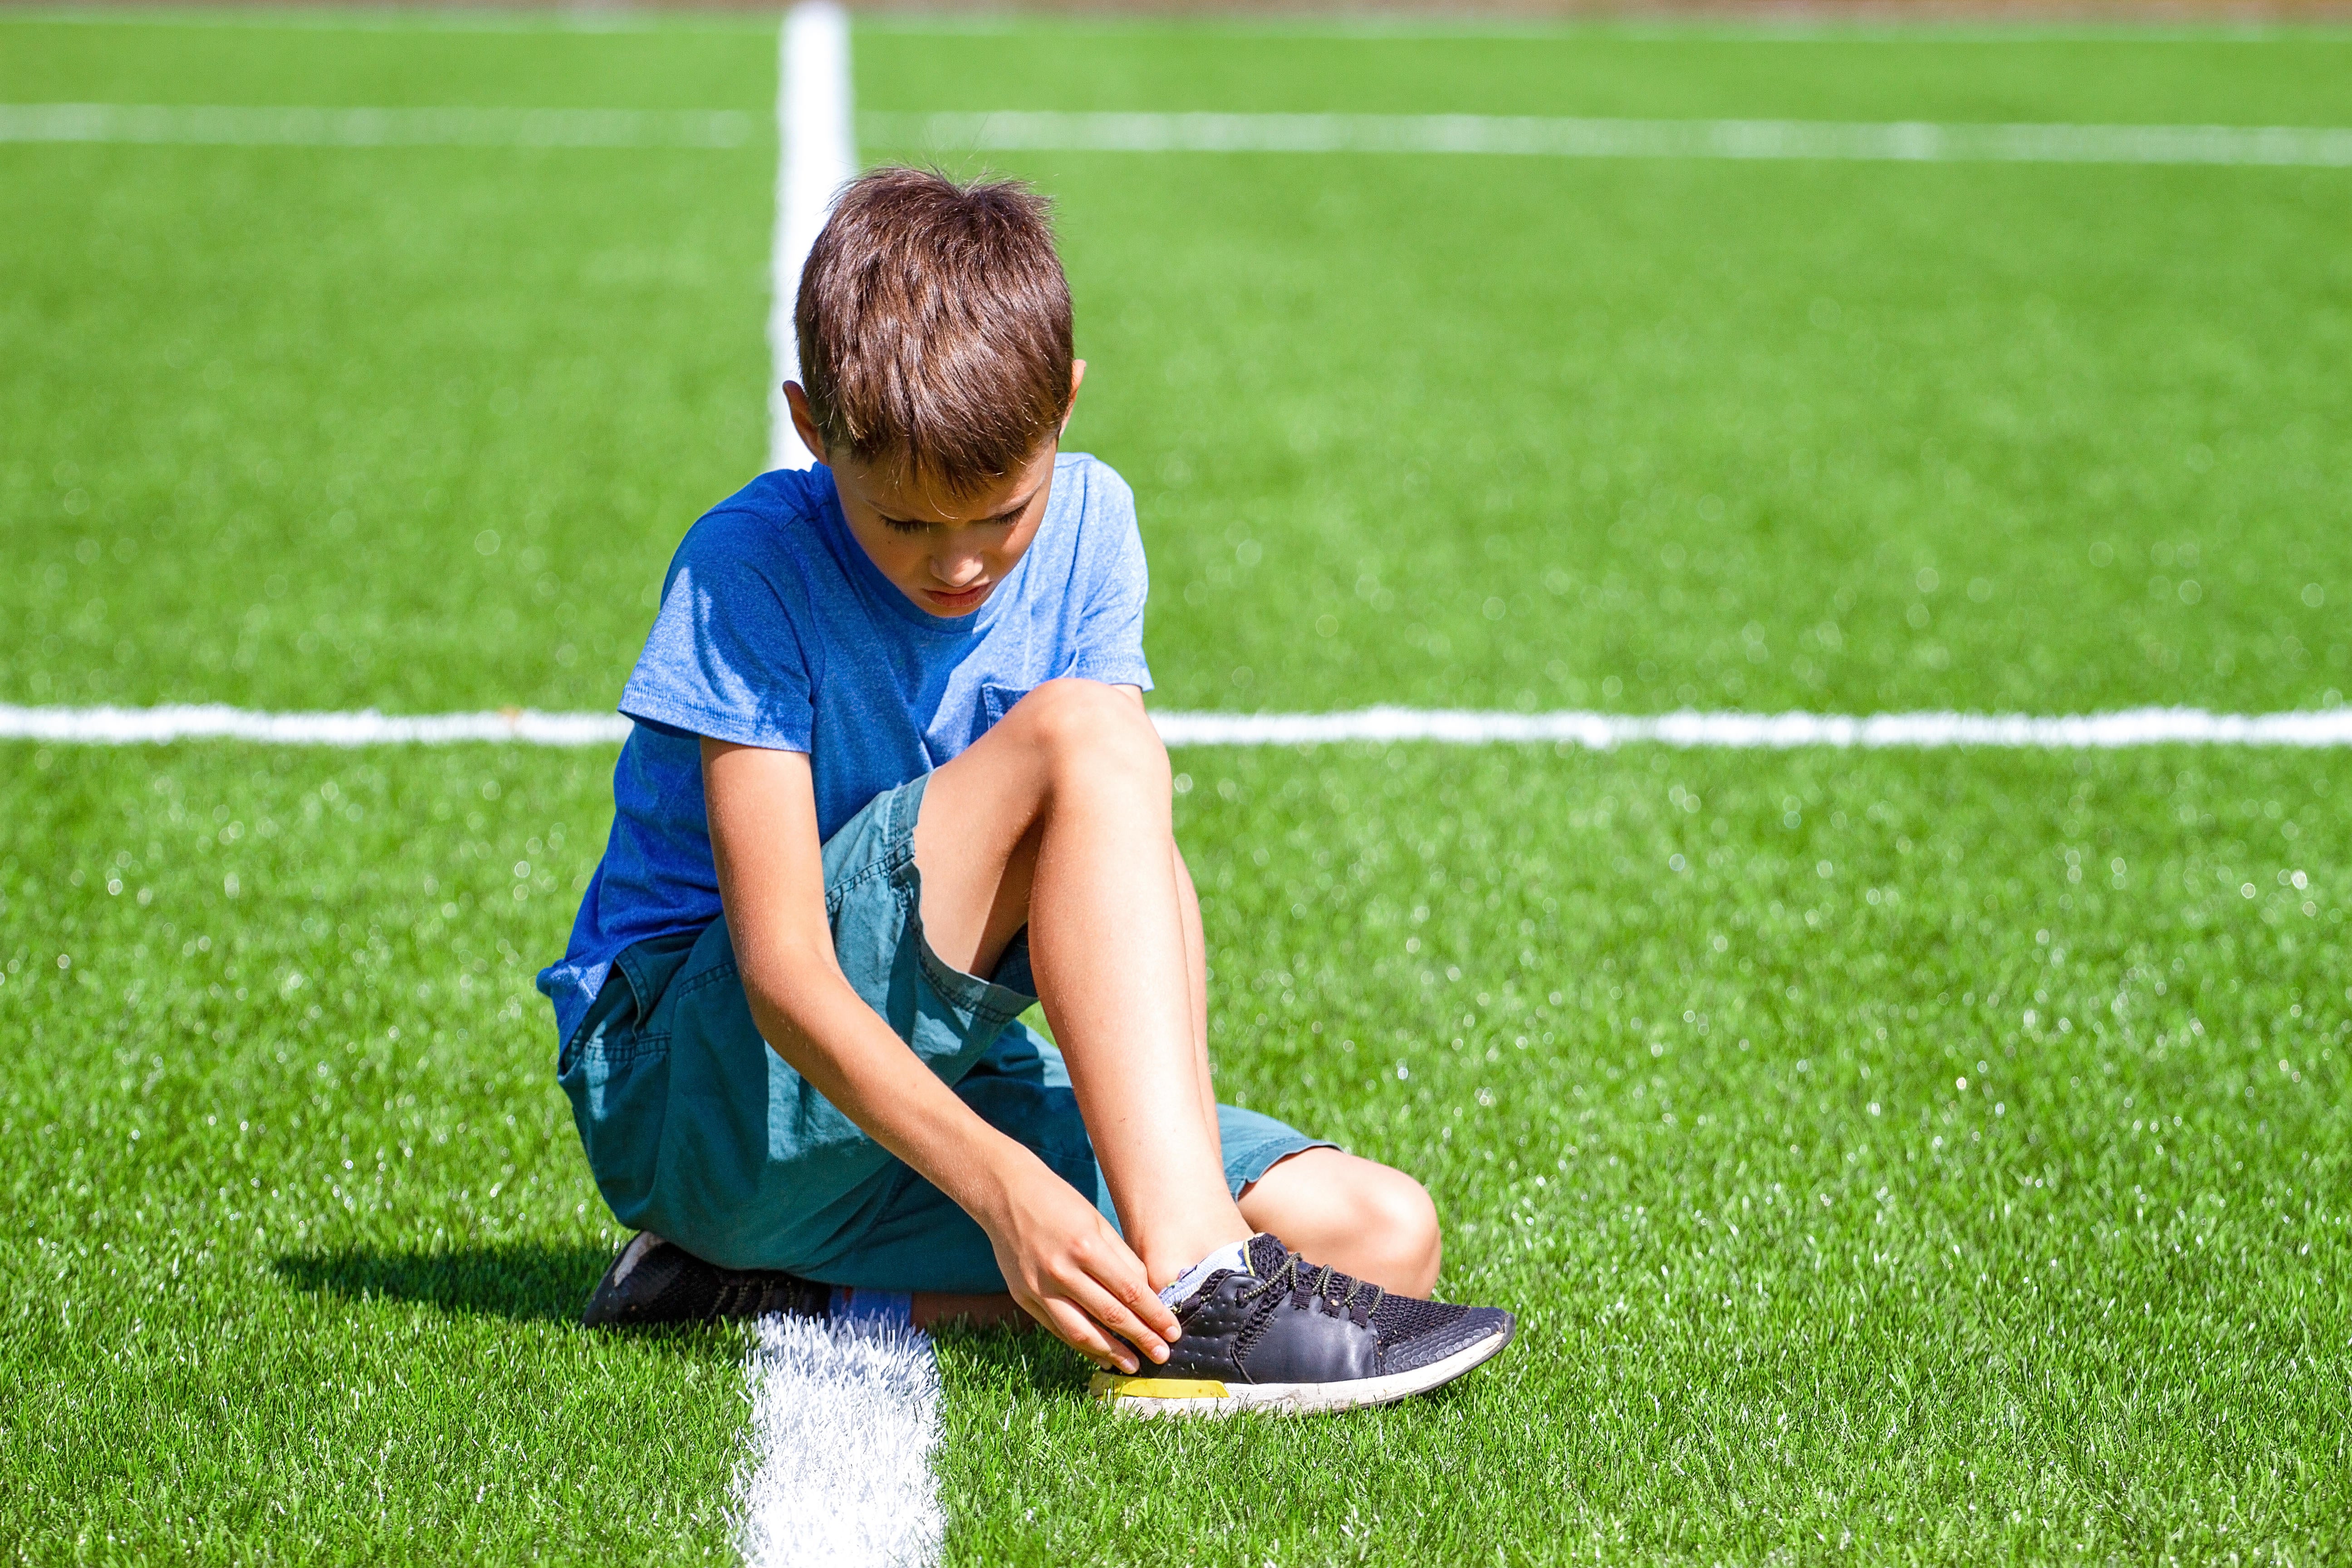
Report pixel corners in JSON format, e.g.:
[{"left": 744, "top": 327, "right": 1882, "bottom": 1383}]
[
  {"left": 914, "top": 680, "right": 1250, "bottom": 1288},
  {"left": 1171, "top": 843, "right": 1221, "bottom": 1139},
  {"left": 696, "top": 751, "right": 1433, "bottom": 1325},
  {"left": 1169, "top": 826, "right": 1448, "bottom": 1294},
  {"left": 1239, "top": 1150, "right": 1442, "bottom": 1296},
  {"left": 907, "top": 840, "right": 1219, "bottom": 1330}
]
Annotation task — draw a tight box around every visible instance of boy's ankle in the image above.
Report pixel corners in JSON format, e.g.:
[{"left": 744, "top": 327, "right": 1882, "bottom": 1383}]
[{"left": 1136, "top": 1223, "right": 1256, "bottom": 1293}]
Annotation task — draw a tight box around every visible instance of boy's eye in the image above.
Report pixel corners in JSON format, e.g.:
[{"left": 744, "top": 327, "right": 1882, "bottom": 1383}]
[{"left": 875, "top": 505, "right": 1025, "bottom": 535}]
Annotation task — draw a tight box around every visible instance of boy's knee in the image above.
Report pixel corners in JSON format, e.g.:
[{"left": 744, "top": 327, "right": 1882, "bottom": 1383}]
[
  {"left": 1016, "top": 679, "right": 1164, "bottom": 780},
  {"left": 1364, "top": 1171, "right": 1449, "bottom": 1298},
  {"left": 1344, "top": 1164, "right": 1441, "bottom": 1294}
]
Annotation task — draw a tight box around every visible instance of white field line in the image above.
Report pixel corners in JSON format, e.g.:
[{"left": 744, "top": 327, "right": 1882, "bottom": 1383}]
[
  {"left": 1153, "top": 706, "right": 2352, "bottom": 747},
  {"left": 734, "top": 1315, "right": 944, "bottom": 1568},
  {"left": 748, "top": 22, "right": 921, "bottom": 1568},
  {"left": 10, "top": 701, "right": 2352, "bottom": 750},
  {"left": 18, "top": 105, "right": 2345, "bottom": 171},
  {"left": 769, "top": 1, "right": 856, "bottom": 472},
  {"left": 0, "top": 703, "right": 630, "bottom": 746},
  {"left": 0, "top": 102, "right": 760, "bottom": 148},
  {"left": 863, "top": 110, "right": 2352, "bottom": 169}
]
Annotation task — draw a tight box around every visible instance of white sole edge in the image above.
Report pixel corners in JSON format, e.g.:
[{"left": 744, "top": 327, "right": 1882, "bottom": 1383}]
[{"left": 1101, "top": 1325, "right": 1515, "bottom": 1419}]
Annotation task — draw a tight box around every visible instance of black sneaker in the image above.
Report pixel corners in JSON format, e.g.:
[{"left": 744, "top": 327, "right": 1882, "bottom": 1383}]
[
  {"left": 1091, "top": 1233, "right": 1515, "bottom": 1416},
  {"left": 581, "top": 1232, "right": 828, "bottom": 1328}
]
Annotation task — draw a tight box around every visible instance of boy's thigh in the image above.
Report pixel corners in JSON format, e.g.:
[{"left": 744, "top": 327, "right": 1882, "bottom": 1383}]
[
  {"left": 910, "top": 679, "right": 1155, "bottom": 979},
  {"left": 564, "top": 913, "right": 905, "bottom": 1272},
  {"left": 906, "top": 691, "right": 1057, "bottom": 980}
]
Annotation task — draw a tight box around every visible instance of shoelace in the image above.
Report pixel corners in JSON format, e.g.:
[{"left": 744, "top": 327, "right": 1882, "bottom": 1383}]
[{"left": 1240, "top": 1250, "right": 1386, "bottom": 1329}]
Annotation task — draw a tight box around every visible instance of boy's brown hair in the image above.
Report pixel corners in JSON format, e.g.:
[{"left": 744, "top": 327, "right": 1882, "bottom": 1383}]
[{"left": 794, "top": 167, "right": 1074, "bottom": 495}]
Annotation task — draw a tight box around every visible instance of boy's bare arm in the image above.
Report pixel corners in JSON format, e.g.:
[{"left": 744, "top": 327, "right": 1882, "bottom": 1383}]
[{"left": 699, "top": 738, "right": 1175, "bottom": 1370}]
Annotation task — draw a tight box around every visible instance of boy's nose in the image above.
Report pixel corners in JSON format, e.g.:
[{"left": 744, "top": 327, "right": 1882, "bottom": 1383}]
[{"left": 931, "top": 556, "right": 985, "bottom": 588}]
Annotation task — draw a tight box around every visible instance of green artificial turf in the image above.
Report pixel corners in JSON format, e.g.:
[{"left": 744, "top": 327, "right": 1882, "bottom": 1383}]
[
  {"left": 0, "top": 742, "right": 747, "bottom": 1560},
  {"left": 938, "top": 741, "right": 2351, "bottom": 1564},
  {"left": 0, "top": 17, "right": 773, "bottom": 714},
  {"left": 5, "top": 739, "right": 2346, "bottom": 1562},
  {"left": 5, "top": 12, "right": 2352, "bottom": 1566},
  {"left": 857, "top": 20, "right": 2352, "bottom": 127},
  {"left": 857, "top": 25, "right": 2352, "bottom": 717},
  {"left": 6, "top": 18, "right": 2348, "bottom": 716}
]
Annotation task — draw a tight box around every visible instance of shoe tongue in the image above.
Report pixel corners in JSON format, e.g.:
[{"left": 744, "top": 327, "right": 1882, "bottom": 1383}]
[{"left": 1243, "top": 1233, "right": 1291, "bottom": 1278}]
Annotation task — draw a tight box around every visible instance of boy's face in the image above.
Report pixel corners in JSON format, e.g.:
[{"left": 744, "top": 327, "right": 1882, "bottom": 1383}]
[{"left": 786, "top": 364, "right": 1084, "bottom": 618}]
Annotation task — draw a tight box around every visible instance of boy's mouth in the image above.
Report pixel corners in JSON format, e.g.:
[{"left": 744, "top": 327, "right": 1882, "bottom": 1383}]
[{"left": 921, "top": 581, "right": 992, "bottom": 613}]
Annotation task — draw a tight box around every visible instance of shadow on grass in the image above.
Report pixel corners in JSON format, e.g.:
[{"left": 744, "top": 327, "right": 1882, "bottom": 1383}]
[{"left": 273, "top": 1243, "right": 614, "bottom": 1328}]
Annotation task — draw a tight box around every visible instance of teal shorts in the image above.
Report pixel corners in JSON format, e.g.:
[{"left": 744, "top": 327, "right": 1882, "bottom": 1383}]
[{"left": 557, "top": 771, "right": 1328, "bottom": 1292}]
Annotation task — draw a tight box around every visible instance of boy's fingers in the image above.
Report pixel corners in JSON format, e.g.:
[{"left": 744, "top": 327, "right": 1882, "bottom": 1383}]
[
  {"left": 1065, "top": 1271, "right": 1171, "bottom": 1364},
  {"left": 1083, "top": 1230, "right": 1181, "bottom": 1340},
  {"left": 1041, "top": 1298, "right": 1135, "bottom": 1373},
  {"left": 1015, "top": 1282, "right": 1130, "bottom": 1370},
  {"left": 1115, "top": 1274, "right": 1181, "bottom": 1340}
]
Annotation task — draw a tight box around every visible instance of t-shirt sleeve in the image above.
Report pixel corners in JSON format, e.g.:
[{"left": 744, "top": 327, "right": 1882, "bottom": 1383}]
[
  {"left": 619, "top": 509, "right": 818, "bottom": 751},
  {"left": 1067, "top": 462, "right": 1154, "bottom": 691}
]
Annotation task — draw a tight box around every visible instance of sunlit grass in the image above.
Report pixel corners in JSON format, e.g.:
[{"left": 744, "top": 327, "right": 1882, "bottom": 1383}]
[
  {"left": 935, "top": 743, "right": 2350, "bottom": 1565},
  {"left": 0, "top": 742, "right": 746, "bottom": 1560},
  {"left": 5, "top": 740, "right": 2343, "bottom": 1561},
  {"left": 6, "top": 19, "right": 2347, "bottom": 716},
  {"left": 4, "top": 12, "right": 2350, "bottom": 1564}
]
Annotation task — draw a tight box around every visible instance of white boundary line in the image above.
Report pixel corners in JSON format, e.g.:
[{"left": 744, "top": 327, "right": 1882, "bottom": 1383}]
[
  {"left": 863, "top": 110, "right": 2352, "bottom": 168},
  {"left": 0, "top": 704, "right": 628, "bottom": 746},
  {"left": 16, "top": 104, "right": 2346, "bottom": 171},
  {"left": 741, "top": 19, "right": 940, "bottom": 1568},
  {"left": 0, "top": 103, "right": 760, "bottom": 148},
  {"left": 769, "top": 2, "right": 856, "bottom": 472},
  {"left": 10, "top": 701, "right": 2352, "bottom": 750},
  {"left": 735, "top": 1316, "right": 944, "bottom": 1568},
  {"left": 1154, "top": 706, "right": 2352, "bottom": 747}
]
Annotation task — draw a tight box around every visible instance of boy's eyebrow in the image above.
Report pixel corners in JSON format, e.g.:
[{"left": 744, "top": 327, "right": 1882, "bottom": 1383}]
[{"left": 877, "top": 485, "right": 1040, "bottom": 531}]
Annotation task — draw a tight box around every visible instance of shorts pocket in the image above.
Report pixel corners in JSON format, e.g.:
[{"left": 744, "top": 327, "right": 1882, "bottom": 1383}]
[{"left": 556, "top": 925, "right": 706, "bottom": 1231}]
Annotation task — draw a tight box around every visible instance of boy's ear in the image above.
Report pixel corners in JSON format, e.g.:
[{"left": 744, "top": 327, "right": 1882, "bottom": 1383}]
[
  {"left": 1059, "top": 359, "right": 1086, "bottom": 437},
  {"left": 783, "top": 381, "right": 830, "bottom": 467}
]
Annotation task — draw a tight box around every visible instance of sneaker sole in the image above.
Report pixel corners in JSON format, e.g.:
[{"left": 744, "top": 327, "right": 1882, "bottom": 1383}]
[{"left": 1089, "top": 1317, "right": 1515, "bottom": 1418}]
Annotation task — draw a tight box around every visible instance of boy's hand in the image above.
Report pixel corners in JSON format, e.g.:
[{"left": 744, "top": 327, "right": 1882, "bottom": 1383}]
[{"left": 982, "top": 1155, "right": 1180, "bottom": 1374}]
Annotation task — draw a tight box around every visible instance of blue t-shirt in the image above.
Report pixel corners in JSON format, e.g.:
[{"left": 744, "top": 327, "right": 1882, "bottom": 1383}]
[{"left": 537, "top": 454, "right": 1152, "bottom": 1045}]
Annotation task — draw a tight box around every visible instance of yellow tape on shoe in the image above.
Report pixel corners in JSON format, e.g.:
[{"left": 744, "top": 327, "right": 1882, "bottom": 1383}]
[{"left": 1088, "top": 1373, "right": 1230, "bottom": 1400}]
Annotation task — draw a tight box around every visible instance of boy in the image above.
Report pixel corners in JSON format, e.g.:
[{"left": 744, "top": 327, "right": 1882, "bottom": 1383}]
[{"left": 539, "top": 168, "right": 1514, "bottom": 1415}]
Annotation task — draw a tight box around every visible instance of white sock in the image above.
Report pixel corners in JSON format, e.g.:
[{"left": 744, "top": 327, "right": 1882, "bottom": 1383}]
[
  {"left": 1157, "top": 1240, "right": 1251, "bottom": 1307},
  {"left": 828, "top": 1285, "right": 913, "bottom": 1327}
]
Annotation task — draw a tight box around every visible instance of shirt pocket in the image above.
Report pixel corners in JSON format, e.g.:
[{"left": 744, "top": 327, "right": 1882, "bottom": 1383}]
[{"left": 980, "top": 682, "right": 1034, "bottom": 730}]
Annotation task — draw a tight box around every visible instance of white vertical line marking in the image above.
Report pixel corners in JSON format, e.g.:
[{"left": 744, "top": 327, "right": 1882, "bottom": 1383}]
[
  {"left": 769, "top": 0, "right": 856, "bottom": 472},
  {"left": 734, "top": 1316, "right": 945, "bottom": 1568},
  {"left": 745, "top": 13, "right": 926, "bottom": 1563}
]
